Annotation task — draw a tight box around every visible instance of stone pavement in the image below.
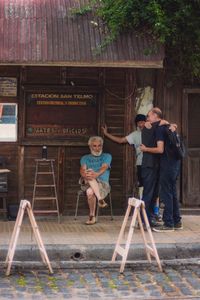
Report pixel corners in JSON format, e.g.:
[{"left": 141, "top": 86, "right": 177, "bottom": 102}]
[
  {"left": 0, "top": 260, "right": 200, "bottom": 299},
  {"left": 0, "top": 214, "right": 199, "bottom": 262}
]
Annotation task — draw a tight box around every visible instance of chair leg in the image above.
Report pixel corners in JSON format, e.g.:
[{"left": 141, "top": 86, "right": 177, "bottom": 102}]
[
  {"left": 109, "top": 192, "right": 114, "bottom": 220},
  {"left": 74, "top": 192, "right": 80, "bottom": 220},
  {"left": 96, "top": 201, "right": 99, "bottom": 222}
]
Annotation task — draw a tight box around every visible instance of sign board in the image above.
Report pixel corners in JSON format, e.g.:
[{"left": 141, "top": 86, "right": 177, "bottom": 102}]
[
  {"left": 27, "top": 93, "right": 96, "bottom": 106},
  {"left": 0, "top": 78, "right": 17, "bottom": 97},
  {"left": 25, "top": 92, "right": 98, "bottom": 137}
]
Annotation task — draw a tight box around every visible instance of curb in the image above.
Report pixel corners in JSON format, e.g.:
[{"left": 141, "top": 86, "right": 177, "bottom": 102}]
[{"left": 1, "top": 243, "right": 200, "bottom": 262}]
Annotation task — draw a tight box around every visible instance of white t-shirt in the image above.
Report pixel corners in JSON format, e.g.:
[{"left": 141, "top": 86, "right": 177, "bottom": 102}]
[{"left": 126, "top": 129, "right": 142, "bottom": 166}]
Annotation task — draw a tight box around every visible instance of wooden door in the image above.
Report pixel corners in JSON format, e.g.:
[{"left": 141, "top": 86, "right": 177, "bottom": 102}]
[{"left": 182, "top": 89, "right": 200, "bottom": 206}]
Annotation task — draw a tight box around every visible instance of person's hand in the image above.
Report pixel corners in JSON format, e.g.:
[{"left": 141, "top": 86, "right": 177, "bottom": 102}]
[
  {"left": 169, "top": 123, "right": 177, "bottom": 132},
  {"left": 144, "top": 121, "right": 152, "bottom": 129},
  {"left": 101, "top": 124, "right": 108, "bottom": 135},
  {"left": 159, "top": 119, "right": 169, "bottom": 126},
  {"left": 85, "top": 169, "right": 96, "bottom": 180},
  {"left": 140, "top": 144, "right": 147, "bottom": 152}
]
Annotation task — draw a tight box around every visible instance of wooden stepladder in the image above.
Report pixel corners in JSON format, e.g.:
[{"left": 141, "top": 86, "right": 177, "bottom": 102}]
[
  {"left": 5, "top": 200, "right": 53, "bottom": 276},
  {"left": 112, "top": 197, "right": 163, "bottom": 273},
  {"left": 32, "top": 159, "right": 60, "bottom": 223}
]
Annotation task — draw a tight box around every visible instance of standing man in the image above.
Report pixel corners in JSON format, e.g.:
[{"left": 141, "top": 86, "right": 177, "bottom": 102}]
[
  {"left": 102, "top": 114, "right": 146, "bottom": 192},
  {"left": 140, "top": 108, "right": 162, "bottom": 227},
  {"left": 140, "top": 107, "right": 182, "bottom": 232},
  {"left": 80, "top": 136, "right": 112, "bottom": 225}
]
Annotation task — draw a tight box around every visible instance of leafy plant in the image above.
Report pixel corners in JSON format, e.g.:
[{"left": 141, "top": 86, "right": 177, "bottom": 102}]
[
  {"left": 80, "top": 0, "right": 200, "bottom": 80},
  {"left": 16, "top": 275, "right": 27, "bottom": 287},
  {"left": 70, "top": 5, "right": 93, "bottom": 16}
]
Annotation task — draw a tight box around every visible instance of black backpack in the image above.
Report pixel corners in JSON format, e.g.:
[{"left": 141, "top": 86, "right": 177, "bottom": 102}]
[{"left": 165, "top": 125, "right": 186, "bottom": 160}]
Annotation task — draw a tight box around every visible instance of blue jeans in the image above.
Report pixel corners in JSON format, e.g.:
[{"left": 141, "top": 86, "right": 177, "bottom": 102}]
[
  {"left": 159, "top": 159, "right": 181, "bottom": 227},
  {"left": 141, "top": 166, "right": 159, "bottom": 225}
]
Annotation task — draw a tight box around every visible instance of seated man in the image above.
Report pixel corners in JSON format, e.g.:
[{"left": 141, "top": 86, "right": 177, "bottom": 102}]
[{"left": 80, "top": 136, "right": 112, "bottom": 225}]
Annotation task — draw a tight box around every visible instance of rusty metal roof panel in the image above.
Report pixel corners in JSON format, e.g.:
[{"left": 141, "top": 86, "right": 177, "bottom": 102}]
[{"left": 0, "top": 0, "right": 164, "bottom": 67}]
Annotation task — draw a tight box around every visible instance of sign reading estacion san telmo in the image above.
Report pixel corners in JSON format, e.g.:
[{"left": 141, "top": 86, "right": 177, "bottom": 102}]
[
  {"left": 28, "top": 93, "right": 96, "bottom": 106},
  {"left": 25, "top": 92, "right": 97, "bottom": 137}
]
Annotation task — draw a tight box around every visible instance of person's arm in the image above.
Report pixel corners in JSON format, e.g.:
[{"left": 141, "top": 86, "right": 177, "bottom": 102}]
[
  {"left": 141, "top": 125, "right": 165, "bottom": 154},
  {"left": 80, "top": 164, "right": 87, "bottom": 179},
  {"left": 84, "top": 164, "right": 109, "bottom": 180},
  {"left": 159, "top": 120, "right": 177, "bottom": 132},
  {"left": 102, "top": 125, "right": 127, "bottom": 144},
  {"left": 140, "top": 141, "right": 164, "bottom": 154}
]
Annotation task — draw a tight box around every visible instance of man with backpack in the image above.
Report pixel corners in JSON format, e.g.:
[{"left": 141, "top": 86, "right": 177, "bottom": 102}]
[{"left": 140, "top": 107, "right": 183, "bottom": 232}]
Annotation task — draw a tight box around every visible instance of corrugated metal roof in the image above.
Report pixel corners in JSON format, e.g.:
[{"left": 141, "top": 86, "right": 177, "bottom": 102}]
[{"left": 0, "top": 0, "right": 164, "bottom": 67}]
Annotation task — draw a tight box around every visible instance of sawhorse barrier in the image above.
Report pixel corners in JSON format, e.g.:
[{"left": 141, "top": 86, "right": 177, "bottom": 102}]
[
  {"left": 5, "top": 199, "right": 53, "bottom": 276},
  {"left": 112, "top": 197, "right": 163, "bottom": 273}
]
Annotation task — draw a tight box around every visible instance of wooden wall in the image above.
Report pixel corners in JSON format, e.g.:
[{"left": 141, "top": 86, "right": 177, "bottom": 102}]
[
  {"left": 0, "top": 66, "right": 130, "bottom": 214},
  {"left": 0, "top": 65, "right": 188, "bottom": 214},
  {"left": 0, "top": 67, "right": 20, "bottom": 206}
]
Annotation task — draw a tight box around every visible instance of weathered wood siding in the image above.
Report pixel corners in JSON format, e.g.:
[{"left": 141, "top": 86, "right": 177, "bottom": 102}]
[
  {"left": 0, "top": 66, "right": 132, "bottom": 214},
  {"left": 1, "top": 65, "right": 194, "bottom": 213}
]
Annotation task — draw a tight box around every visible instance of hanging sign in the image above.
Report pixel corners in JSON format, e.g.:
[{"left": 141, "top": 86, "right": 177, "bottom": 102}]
[
  {"left": 27, "top": 93, "right": 96, "bottom": 106},
  {"left": 25, "top": 91, "right": 97, "bottom": 137}
]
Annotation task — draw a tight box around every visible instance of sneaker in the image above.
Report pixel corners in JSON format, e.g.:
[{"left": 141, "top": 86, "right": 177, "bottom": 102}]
[
  {"left": 150, "top": 219, "right": 161, "bottom": 228},
  {"left": 98, "top": 199, "right": 108, "bottom": 208},
  {"left": 152, "top": 225, "right": 174, "bottom": 232},
  {"left": 85, "top": 216, "right": 96, "bottom": 225},
  {"left": 154, "top": 214, "right": 163, "bottom": 222},
  {"left": 174, "top": 222, "right": 183, "bottom": 230}
]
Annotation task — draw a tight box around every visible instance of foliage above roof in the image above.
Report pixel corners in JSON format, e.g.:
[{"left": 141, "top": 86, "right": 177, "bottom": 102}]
[
  {"left": 0, "top": 0, "right": 164, "bottom": 67},
  {"left": 85, "top": 0, "right": 200, "bottom": 80}
]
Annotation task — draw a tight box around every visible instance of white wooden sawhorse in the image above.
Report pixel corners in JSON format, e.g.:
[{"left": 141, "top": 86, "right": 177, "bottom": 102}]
[
  {"left": 5, "top": 199, "right": 53, "bottom": 276},
  {"left": 112, "top": 197, "right": 163, "bottom": 273}
]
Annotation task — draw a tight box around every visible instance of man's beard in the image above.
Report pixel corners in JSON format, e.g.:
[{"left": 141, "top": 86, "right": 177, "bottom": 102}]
[{"left": 91, "top": 150, "right": 102, "bottom": 156}]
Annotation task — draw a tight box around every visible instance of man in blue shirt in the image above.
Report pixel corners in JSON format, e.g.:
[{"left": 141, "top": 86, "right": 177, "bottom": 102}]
[{"left": 80, "top": 136, "right": 112, "bottom": 225}]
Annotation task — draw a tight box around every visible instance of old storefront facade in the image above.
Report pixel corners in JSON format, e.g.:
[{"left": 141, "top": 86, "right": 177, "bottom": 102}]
[{"left": 0, "top": 1, "right": 199, "bottom": 215}]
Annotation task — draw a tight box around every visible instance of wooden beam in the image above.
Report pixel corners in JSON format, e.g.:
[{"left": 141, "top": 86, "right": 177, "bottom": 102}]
[
  {"left": 18, "top": 146, "right": 24, "bottom": 201},
  {"left": 0, "top": 61, "right": 164, "bottom": 68},
  {"left": 123, "top": 70, "right": 136, "bottom": 201}
]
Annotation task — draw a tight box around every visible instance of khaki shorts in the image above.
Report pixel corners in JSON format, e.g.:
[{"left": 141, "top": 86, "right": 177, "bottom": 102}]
[{"left": 79, "top": 178, "right": 110, "bottom": 199}]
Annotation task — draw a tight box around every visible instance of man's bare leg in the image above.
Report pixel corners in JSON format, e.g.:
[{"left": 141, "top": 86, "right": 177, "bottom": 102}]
[
  {"left": 86, "top": 188, "right": 96, "bottom": 216},
  {"left": 87, "top": 179, "right": 101, "bottom": 200},
  {"left": 88, "top": 179, "right": 107, "bottom": 208},
  {"left": 85, "top": 188, "right": 96, "bottom": 225}
]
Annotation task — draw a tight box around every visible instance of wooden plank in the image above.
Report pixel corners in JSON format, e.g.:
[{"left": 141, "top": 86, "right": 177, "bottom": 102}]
[{"left": 18, "top": 146, "right": 24, "bottom": 201}]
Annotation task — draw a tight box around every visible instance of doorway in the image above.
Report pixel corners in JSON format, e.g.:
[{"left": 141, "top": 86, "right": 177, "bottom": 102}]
[{"left": 182, "top": 89, "right": 200, "bottom": 206}]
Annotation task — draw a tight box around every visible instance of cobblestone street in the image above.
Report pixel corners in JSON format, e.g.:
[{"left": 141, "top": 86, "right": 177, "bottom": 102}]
[{"left": 0, "top": 261, "right": 199, "bottom": 299}]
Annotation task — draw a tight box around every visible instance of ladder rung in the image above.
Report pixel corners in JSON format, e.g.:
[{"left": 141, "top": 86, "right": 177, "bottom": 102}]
[
  {"left": 33, "top": 197, "right": 57, "bottom": 200},
  {"left": 116, "top": 245, "right": 125, "bottom": 257},
  {"left": 35, "top": 185, "right": 55, "bottom": 187},
  {"left": 37, "top": 172, "right": 53, "bottom": 174},
  {"left": 35, "top": 159, "right": 55, "bottom": 162},
  {"left": 33, "top": 210, "right": 59, "bottom": 214}
]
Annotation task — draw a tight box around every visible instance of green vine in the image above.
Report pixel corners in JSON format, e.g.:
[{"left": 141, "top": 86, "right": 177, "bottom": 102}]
[
  {"left": 70, "top": 5, "right": 93, "bottom": 16},
  {"left": 73, "top": 0, "right": 200, "bottom": 80},
  {"left": 97, "top": 0, "right": 200, "bottom": 80}
]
